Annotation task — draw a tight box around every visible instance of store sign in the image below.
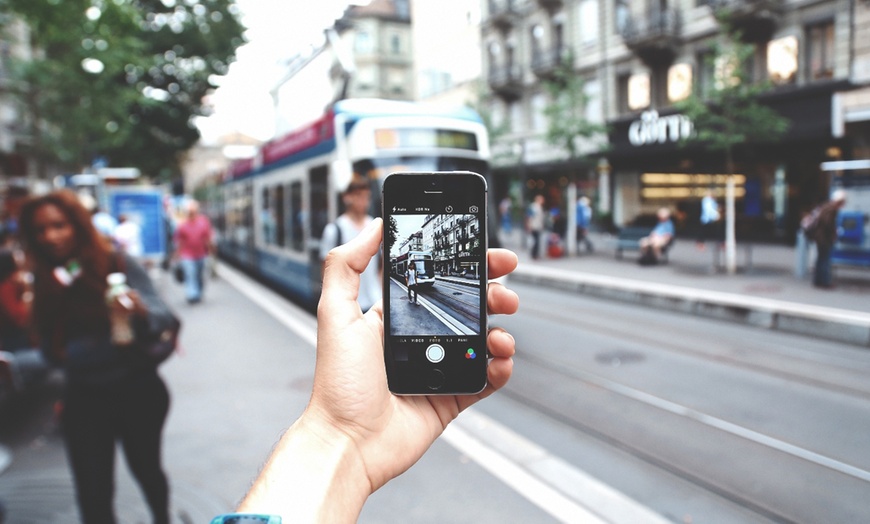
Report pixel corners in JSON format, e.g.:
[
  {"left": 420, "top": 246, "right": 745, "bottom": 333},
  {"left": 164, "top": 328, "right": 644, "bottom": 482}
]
[{"left": 628, "top": 110, "right": 694, "bottom": 146}]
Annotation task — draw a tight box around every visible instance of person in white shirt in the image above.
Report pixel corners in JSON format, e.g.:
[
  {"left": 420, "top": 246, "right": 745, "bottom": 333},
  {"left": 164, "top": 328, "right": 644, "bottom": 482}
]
[
  {"left": 114, "top": 214, "right": 143, "bottom": 258},
  {"left": 319, "top": 176, "right": 381, "bottom": 311}
]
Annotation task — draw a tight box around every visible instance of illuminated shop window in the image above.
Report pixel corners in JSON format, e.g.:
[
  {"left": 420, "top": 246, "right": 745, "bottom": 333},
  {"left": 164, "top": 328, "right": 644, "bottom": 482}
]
[
  {"left": 640, "top": 172, "right": 746, "bottom": 201},
  {"left": 768, "top": 36, "right": 799, "bottom": 85}
]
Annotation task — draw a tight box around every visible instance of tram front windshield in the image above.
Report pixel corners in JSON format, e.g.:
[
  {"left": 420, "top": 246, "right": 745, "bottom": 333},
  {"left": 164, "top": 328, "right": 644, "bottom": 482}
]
[
  {"left": 353, "top": 156, "right": 489, "bottom": 217},
  {"left": 413, "top": 259, "right": 434, "bottom": 278}
]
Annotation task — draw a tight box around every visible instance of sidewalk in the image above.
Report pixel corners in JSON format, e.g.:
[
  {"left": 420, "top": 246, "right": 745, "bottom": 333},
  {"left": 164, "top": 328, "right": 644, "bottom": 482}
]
[{"left": 504, "top": 231, "right": 870, "bottom": 347}]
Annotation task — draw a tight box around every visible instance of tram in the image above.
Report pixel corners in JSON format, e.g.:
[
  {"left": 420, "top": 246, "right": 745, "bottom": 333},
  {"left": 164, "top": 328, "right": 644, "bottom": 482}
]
[
  {"left": 390, "top": 249, "right": 436, "bottom": 289},
  {"left": 207, "top": 98, "right": 490, "bottom": 307}
]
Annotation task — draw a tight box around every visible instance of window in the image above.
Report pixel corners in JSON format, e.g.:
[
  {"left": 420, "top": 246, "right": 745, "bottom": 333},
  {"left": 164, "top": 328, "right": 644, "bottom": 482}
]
[
  {"left": 584, "top": 79, "right": 602, "bottom": 123},
  {"left": 355, "top": 30, "right": 373, "bottom": 53},
  {"left": 767, "top": 36, "right": 798, "bottom": 85},
  {"left": 531, "top": 92, "right": 547, "bottom": 132},
  {"left": 390, "top": 34, "right": 402, "bottom": 55},
  {"left": 310, "top": 165, "right": 329, "bottom": 240},
  {"left": 668, "top": 63, "right": 692, "bottom": 102},
  {"left": 578, "top": 0, "right": 599, "bottom": 45},
  {"left": 807, "top": 21, "right": 834, "bottom": 81},
  {"left": 274, "top": 184, "right": 286, "bottom": 248},
  {"left": 628, "top": 72, "right": 650, "bottom": 110},
  {"left": 617, "top": 72, "right": 631, "bottom": 114},
  {"left": 288, "top": 182, "right": 304, "bottom": 252},
  {"left": 696, "top": 50, "right": 715, "bottom": 98},
  {"left": 531, "top": 24, "right": 544, "bottom": 62},
  {"left": 615, "top": 0, "right": 629, "bottom": 34}
]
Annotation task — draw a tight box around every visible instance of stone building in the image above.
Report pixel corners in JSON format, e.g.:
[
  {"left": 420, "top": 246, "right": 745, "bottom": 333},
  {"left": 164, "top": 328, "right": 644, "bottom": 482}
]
[{"left": 481, "top": 0, "right": 870, "bottom": 240}]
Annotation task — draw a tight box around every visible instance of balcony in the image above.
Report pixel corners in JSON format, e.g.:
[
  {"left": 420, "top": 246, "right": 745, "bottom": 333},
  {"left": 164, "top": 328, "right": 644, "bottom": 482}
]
[
  {"left": 535, "top": 0, "right": 563, "bottom": 12},
  {"left": 487, "top": 64, "right": 523, "bottom": 101},
  {"left": 620, "top": 7, "right": 682, "bottom": 66},
  {"left": 531, "top": 47, "right": 564, "bottom": 79},
  {"left": 704, "top": 0, "right": 784, "bottom": 42},
  {"left": 488, "top": 0, "right": 518, "bottom": 33}
]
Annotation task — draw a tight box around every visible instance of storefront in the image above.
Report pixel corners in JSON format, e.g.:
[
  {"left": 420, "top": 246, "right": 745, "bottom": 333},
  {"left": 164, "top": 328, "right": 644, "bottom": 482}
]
[{"left": 606, "top": 81, "right": 852, "bottom": 243}]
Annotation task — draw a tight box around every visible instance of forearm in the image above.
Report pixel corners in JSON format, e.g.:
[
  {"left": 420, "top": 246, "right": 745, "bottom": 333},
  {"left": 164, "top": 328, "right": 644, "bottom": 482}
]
[{"left": 237, "top": 414, "right": 371, "bottom": 523}]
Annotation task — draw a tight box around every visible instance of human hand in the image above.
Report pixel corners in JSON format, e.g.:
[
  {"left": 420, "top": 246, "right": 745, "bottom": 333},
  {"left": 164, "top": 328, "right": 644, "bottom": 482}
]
[
  {"left": 236, "top": 217, "right": 519, "bottom": 521},
  {"left": 308, "top": 217, "right": 519, "bottom": 492}
]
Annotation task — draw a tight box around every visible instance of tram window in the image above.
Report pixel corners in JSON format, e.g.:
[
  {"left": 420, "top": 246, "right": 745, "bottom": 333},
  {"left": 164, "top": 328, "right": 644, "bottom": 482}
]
[
  {"left": 262, "top": 187, "right": 276, "bottom": 245},
  {"left": 289, "top": 181, "right": 304, "bottom": 252},
  {"left": 274, "top": 184, "right": 286, "bottom": 248},
  {"left": 310, "top": 165, "right": 329, "bottom": 239}
]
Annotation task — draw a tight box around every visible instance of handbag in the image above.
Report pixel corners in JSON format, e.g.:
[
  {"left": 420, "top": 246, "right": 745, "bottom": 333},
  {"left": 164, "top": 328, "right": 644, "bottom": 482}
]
[
  {"left": 173, "top": 263, "right": 184, "bottom": 284},
  {"left": 139, "top": 312, "right": 181, "bottom": 365},
  {"left": 116, "top": 252, "right": 182, "bottom": 365}
]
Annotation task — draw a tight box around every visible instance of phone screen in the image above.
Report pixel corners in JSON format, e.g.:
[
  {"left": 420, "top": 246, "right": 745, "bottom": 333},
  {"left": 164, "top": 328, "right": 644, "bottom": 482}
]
[{"left": 382, "top": 172, "right": 488, "bottom": 395}]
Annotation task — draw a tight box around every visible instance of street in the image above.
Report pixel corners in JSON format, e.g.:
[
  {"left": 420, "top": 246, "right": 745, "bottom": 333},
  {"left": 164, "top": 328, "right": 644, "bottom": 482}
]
[
  {"left": 1, "top": 264, "right": 869, "bottom": 523},
  {"left": 388, "top": 277, "right": 481, "bottom": 336}
]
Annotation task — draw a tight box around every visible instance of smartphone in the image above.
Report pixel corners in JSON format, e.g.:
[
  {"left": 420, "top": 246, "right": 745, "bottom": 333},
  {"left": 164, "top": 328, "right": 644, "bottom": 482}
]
[{"left": 382, "top": 171, "right": 488, "bottom": 395}]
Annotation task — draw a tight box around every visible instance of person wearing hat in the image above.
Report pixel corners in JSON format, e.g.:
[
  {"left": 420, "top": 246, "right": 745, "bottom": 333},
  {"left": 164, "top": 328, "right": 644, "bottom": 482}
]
[
  {"left": 811, "top": 189, "right": 847, "bottom": 289},
  {"left": 319, "top": 175, "right": 381, "bottom": 311}
]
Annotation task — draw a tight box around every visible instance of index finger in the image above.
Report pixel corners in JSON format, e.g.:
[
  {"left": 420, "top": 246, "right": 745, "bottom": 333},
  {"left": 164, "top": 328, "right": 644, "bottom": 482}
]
[{"left": 488, "top": 248, "right": 518, "bottom": 280}]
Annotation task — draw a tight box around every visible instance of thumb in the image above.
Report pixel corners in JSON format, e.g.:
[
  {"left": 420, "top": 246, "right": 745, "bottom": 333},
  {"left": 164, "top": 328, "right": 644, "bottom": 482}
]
[{"left": 318, "top": 218, "right": 383, "bottom": 324}]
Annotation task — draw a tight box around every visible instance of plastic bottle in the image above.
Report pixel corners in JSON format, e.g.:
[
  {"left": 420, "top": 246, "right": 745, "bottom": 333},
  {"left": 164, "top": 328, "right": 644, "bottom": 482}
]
[{"left": 106, "top": 272, "right": 135, "bottom": 346}]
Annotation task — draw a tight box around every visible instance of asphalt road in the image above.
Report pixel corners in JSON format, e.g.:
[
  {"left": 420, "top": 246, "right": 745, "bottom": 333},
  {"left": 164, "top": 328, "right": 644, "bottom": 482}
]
[
  {"left": 2, "top": 268, "right": 869, "bottom": 523},
  {"left": 483, "top": 280, "right": 870, "bottom": 523}
]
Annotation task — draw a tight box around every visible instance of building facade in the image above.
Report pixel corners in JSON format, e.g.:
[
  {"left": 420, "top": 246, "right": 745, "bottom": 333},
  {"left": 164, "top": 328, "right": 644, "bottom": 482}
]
[{"left": 481, "top": 0, "right": 870, "bottom": 241}]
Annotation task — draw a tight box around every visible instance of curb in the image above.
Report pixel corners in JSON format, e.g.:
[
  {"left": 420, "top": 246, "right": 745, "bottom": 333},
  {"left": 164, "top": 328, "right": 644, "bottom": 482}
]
[{"left": 510, "top": 264, "right": 870, "bottom": 348}]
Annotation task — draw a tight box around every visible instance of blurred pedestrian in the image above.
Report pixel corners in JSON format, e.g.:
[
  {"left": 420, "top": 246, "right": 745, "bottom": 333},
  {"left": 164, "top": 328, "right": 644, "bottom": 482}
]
[
  {"left": 526, "top": 194, "right": 545, "bottom": 260},
  {"left": 405, "top": 263, "right": 418, "bottom": 304},
  {"left": 806, "top": 189, "right": 847, "bottom": 289},
  {"left": 319, "top": 175, "right": 381, "bottom": 312},
  {"left": 18, "top": 190, "right": 174, "bottom": 524},
  {"left": 498, "top": 196, "right": 513, "bottom": 238},
  {"left": 79, "top": 193, "right": 117, "bottom": 240},
  {"left": 575, "top": 196, "right": 594, "bottom": 254},
  {"left": 696, "top": 189, "right": 721, "bottom": 250},
  {"left": 113, "top": 214, "right": 143, "bottom": 259},
  {"left": 0, "top": 243, "right": 47, "bottom": 394},
  {"left": 639, "top": 208, "right": 675, "bottom": 265},
  {"left": 173, "top": 199, "right": 214, "bottom": 304}
]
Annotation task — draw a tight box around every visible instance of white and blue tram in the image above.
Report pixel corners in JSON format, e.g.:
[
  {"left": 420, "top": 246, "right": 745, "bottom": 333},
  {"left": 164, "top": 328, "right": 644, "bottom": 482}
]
[
  {"left": 207, "top": 99, "right": 490, "bottom": 308},
  {"left": 390, "top": 249, "right": 436, "bottom": 288}
]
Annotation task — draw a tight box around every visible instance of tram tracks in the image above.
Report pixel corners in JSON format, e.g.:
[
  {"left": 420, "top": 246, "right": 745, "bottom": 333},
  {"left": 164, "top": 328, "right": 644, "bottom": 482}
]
[
  {"left": 517, "top": 300, "right": 870, "bottom": 401},
  {"left": 497, "top": 287, "right": 870, "bottom": 522}
]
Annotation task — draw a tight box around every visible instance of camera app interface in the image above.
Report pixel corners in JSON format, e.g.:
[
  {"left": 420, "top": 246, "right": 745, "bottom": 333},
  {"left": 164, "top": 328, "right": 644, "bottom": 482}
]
[{"left": 386, "top": 205, "right": 485, "bottom": 367}]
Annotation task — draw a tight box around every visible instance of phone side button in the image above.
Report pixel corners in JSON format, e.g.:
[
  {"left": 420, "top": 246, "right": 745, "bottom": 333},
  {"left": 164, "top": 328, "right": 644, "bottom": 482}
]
[{"left": 427, "top": 369, "right": 445, "bottom": 391}]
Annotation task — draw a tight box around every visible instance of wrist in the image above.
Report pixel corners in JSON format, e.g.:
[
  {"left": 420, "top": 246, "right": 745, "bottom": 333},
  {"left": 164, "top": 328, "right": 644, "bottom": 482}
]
[{"left": 237, "top": 413, "right": 370, "bottom": 522}]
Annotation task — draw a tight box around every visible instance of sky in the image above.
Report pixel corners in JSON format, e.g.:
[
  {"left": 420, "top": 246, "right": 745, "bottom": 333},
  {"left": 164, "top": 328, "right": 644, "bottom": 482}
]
[{"left": 195, "top": 1, "right": 364, "bottom": 145}]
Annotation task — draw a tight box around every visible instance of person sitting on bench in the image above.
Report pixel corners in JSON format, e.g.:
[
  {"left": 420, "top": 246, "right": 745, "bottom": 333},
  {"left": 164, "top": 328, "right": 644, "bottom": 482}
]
[{"left": 639, "top": 208, "right": 674, "bottom": 265}]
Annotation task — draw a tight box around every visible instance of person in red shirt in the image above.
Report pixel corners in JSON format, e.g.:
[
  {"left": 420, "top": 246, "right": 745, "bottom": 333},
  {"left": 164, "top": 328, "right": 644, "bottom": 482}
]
[{"left": 173, "top": 200, "right": 214, "bottom": 304}]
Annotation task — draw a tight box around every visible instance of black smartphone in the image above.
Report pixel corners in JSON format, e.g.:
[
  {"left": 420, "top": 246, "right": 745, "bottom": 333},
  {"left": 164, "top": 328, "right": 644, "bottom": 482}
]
[{"left": 382, "top": 171, "right": 488, "bottom": 395}]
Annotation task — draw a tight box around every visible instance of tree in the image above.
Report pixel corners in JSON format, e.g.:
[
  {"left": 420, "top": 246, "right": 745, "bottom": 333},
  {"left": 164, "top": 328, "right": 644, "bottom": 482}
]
[
  {"left": 386, "top": 215, "right": 399, "bottom": 258},
  {"left": 541, "top": 54, "right": 608, "bottom": 255},
  {"left": 676, "top": 18, "right": 789, "bottom": 274},
  {"left": 2, "top": 0, "right": 245, "bottom": 181}
]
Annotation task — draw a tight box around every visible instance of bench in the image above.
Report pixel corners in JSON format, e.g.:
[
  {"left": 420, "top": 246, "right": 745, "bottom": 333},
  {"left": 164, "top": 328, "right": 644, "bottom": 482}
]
[{"left": 615, "top": 226, "right": 674, "bottom": 263}]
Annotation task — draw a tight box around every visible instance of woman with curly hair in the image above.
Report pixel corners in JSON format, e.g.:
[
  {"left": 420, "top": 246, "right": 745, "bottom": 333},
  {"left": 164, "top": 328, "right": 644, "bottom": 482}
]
[{"left": 18, "top": 190, "right": 174, "bottom": 524}]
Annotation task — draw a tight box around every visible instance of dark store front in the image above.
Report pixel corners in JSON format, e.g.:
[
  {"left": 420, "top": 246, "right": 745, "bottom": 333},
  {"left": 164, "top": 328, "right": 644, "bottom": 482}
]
[{"left": 606, "top": 82, "right": 852, "bottom": 243}]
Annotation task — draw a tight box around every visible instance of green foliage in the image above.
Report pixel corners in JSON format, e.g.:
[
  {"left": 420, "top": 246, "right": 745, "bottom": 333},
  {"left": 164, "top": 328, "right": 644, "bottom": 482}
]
[
  {"left": 675, "top": 25, "right": 789, "bottom": 170},
  {"left": 387, "top": 215, "right": 398, "bottom": 256},
  {"left": 541, "top": 54, "right": 607, "bottom": 162},
  {"left": 1, "top": 0, "right": 246, "bottom": 179}
]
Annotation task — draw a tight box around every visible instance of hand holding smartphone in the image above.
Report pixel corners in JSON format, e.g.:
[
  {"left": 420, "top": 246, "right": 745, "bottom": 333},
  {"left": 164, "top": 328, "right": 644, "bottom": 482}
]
[{"left": 382, "top": 172, "right": 488, "bottom": 395}]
